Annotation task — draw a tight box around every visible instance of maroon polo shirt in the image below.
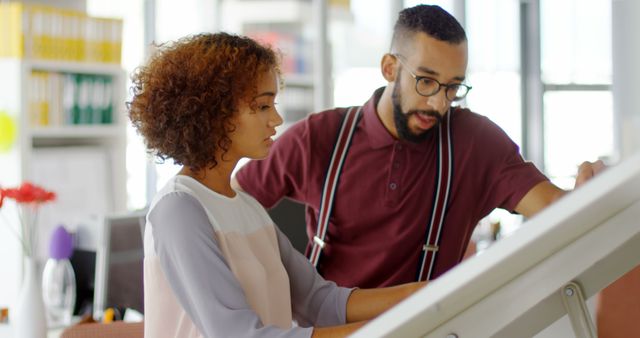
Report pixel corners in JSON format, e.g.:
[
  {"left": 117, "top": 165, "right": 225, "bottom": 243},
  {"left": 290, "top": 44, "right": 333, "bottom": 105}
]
[{"left": 236, "top": 88, "right": 547, "bottom": 288}]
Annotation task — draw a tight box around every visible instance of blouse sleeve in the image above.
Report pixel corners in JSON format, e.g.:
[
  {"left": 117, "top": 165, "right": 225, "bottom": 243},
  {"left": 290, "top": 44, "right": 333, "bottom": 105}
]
[{"left": 274, "top": 226, "right": 355, "bottom": 327}]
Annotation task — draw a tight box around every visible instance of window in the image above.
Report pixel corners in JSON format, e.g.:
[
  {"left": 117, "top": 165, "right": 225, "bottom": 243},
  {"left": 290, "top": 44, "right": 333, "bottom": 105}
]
[
  {"left": 332, "top": 0, "right": 392, "bottom": 107},
  {"left": 466, "top": 0, "right": 522, "bottom": 146},
  {"left": 541, "top": 0, "right": 613, "bottom": 189},
  {"left": 543, "top": 91, "right": 614, "bottom": 189}
]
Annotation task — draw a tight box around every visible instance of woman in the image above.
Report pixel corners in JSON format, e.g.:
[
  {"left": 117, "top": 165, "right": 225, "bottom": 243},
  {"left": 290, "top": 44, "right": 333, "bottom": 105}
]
[{"left": 129, "top": 32, "right": 423, "bottom": 337}]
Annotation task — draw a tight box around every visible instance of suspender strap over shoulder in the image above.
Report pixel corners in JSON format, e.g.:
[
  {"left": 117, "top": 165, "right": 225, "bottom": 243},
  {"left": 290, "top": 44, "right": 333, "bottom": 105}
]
[
  {"left": 308, "top": 106, "right": 362, "bottom": 267},
  {"left": 416, "top": 109, "right": 453, "bottom": 281}
]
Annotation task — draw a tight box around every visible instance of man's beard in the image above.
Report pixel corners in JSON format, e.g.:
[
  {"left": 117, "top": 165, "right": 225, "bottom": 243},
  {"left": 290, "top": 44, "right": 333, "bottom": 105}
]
[{"left": 391, "top": 76, "right": 443, "bottom": 143}]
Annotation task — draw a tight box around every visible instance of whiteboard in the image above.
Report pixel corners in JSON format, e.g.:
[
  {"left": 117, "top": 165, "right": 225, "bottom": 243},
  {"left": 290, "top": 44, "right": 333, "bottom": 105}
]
[{"left": 351, "top": 151, "right": 640, "bottom": 338}]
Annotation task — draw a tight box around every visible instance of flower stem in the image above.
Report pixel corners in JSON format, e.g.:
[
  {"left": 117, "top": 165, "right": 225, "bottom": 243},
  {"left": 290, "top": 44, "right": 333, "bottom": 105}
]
[{"left": 0, "top": 210, "right": 28, "bottom": 254}]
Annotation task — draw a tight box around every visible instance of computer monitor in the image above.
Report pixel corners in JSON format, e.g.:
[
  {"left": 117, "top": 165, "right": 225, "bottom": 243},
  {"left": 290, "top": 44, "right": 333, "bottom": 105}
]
[{"left": 93, "top": 211, "right": 146, "bottom": 320}]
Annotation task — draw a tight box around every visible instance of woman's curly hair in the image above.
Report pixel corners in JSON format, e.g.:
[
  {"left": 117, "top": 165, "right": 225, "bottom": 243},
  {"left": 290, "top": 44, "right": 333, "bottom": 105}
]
[{"left": 128, "top": 32, "right": 281, "bottom": 171}]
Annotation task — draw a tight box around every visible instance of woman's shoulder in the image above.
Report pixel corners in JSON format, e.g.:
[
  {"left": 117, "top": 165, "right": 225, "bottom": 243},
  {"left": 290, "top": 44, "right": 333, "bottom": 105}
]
[
  {"left": 236, "top": 190, "right": 272, "bottom": 219},
  {"left": 149, "top": 176, "right": 200, "bottom": 208}
]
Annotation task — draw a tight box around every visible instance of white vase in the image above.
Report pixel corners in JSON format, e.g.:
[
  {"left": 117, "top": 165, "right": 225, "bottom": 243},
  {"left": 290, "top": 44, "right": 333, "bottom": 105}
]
[{"left": 14, "top": 257, "right": 48, "bottom": 338}]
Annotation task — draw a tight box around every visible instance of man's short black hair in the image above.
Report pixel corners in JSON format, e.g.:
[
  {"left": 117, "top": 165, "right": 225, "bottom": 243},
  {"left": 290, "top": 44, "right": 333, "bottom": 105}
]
[{"left": 392, "top": 4, "right": 467, "bottom": 49}]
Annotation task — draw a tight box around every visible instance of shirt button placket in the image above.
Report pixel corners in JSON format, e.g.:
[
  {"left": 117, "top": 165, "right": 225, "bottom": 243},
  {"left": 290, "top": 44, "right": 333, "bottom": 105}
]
[{"left": 387, "top": 142, "right": 403, "bottom": 200}]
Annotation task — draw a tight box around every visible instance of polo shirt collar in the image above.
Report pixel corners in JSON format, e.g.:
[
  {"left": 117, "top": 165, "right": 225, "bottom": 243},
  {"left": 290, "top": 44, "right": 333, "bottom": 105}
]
[{"left": 361, "top": 87, "right": 435, "bottom": 153}]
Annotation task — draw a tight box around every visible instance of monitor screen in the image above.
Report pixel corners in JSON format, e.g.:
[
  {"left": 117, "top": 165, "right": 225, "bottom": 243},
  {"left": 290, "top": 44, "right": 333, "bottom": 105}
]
[{"left": 93, "top": 211, "right": 146, "bottom": 319}]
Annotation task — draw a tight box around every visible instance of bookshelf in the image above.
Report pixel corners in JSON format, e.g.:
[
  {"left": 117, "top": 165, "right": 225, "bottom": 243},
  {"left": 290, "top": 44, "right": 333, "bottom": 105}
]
[
  {"left": 0, "top": 2, "right": 126, "bottom": 311},
  {"left": 0, "top": 58, "right": 128, "bottom": 278},
  {"left": 0, "top": 58, "right": 127, "bottom": 212}
]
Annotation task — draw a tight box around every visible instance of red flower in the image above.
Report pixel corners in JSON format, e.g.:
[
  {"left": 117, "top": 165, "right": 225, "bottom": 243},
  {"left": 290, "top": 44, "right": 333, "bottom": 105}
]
[
  {"left": 0, "top": 182, "right": 56, "bottom": 257},
  {"left": 0, "top": 182, "right": 56, "bottom": 205}
]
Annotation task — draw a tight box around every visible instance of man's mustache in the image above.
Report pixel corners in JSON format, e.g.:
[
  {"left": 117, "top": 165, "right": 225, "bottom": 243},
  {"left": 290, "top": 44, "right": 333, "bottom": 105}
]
[{"left": 405, "top": 110, "right": 443, "bottom": 122}]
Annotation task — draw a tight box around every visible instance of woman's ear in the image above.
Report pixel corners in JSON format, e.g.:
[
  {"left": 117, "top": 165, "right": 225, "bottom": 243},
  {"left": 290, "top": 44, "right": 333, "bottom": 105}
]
[{"left": 381, "top": 54, "right": 398, "bottom": 82}]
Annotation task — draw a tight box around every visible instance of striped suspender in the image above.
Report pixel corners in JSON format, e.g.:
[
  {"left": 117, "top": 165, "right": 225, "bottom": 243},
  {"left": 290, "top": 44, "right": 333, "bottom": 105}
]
[
  {"left": 309, "top": 107, "right": 361, "bottom": 267},
  {"left": 417, "top": 109, "right": 453, "bottom": 281}
]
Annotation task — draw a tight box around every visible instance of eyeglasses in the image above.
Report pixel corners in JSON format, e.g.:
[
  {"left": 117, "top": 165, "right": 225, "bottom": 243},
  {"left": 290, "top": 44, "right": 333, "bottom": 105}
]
[{"left": 393, "top": 54, "right": 472, "bottom": 102}]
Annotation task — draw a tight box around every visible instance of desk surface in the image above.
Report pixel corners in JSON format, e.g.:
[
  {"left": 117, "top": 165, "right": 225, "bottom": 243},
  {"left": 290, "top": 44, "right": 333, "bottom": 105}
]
[{"left": 0, "top": 323, "right": 63, "bottom": 338}]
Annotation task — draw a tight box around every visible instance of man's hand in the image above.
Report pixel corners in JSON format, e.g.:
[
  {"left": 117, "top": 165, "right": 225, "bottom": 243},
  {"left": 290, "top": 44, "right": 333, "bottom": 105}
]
[{"left": 574, "top": 160, "right": 607, "bottom": 189}]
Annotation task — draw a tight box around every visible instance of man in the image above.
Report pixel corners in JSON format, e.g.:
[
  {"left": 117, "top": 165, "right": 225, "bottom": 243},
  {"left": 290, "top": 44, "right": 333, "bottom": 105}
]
[{"left": 233, "top": 5, "right": 602, "bottom": 288}]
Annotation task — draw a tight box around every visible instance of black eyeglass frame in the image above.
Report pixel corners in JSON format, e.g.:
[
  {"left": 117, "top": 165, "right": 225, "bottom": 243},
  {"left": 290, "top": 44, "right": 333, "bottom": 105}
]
[{"left": 392, "top": 53, "right": 472, "bottom": 102}]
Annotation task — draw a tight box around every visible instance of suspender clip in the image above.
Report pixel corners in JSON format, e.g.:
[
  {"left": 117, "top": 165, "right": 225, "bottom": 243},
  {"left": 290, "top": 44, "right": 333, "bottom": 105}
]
[
  {"left": 423, "top": 244, "right": 439, "bottom": 252},
  {"left": 313, "top": 236, "right": 326, "bottom": 249}
]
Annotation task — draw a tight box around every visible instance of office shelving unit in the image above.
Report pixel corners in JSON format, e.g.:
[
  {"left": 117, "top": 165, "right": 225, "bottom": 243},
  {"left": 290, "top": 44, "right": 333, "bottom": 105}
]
[
  {"left": 0, "top": 59, "right": 127, "bottom": 211},
  {"left": 0, "top": 3, "right": 127, "bottom": 308}
]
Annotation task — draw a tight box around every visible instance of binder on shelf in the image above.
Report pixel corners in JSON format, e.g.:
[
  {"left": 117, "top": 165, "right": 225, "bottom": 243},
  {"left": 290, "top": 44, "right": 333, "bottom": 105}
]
[
  {"left": 29, "top": 71, "right": 116, "bottom": 127},
  {"left": 76, "top": 74, "right": 92, "bottom": 125},
  {"left": 97, "top": 76, "right": 113, "bottom": 124},
  {"left": 0, "top": 2, "right": 24, "bottom": 58},
  {"left": 48, "top": 72, "right": 64, "bottom": 126},
  {"left": 29, "top": 71, "right": 46, "bottom": 126},
  {"left": 62, "top": 73, "right": 77, "bottom": 126},
  {"left": 0, "top": 2, "right": 123, "bottom": 64}
]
